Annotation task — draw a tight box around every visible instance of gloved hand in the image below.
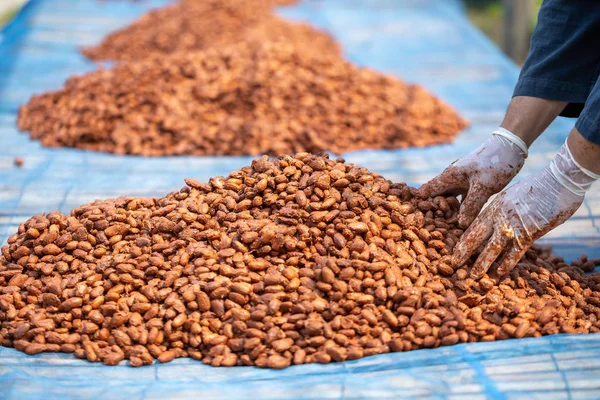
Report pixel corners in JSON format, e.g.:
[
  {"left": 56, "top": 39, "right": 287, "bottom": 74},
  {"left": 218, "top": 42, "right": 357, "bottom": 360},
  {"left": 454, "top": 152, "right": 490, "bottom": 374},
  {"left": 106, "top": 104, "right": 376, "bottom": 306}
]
[
  {"left": 419, "top": 128, "right": 528, "bottom": 228},
  {"left": 453, "top": 140, "right": 600, "bottom": 279}
]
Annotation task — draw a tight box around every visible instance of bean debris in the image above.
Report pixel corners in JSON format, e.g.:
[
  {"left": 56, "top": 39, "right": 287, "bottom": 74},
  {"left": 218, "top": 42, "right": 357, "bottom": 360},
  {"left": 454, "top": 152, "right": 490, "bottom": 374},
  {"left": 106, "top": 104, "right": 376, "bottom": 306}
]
[{"left": 2, "top": 153, "right": 599, "bottom": 368}]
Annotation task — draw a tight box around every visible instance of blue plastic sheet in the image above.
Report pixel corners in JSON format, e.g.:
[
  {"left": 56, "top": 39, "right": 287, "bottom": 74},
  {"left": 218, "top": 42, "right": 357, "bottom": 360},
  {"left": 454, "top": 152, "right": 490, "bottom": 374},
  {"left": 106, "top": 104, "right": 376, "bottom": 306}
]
[{"left": 1, "top": 0, "right": 600, "bottom": 398}]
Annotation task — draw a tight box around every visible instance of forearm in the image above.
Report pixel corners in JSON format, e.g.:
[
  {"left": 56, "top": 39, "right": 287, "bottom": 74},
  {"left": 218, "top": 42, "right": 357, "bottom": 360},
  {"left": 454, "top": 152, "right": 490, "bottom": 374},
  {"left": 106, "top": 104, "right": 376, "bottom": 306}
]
[{"left": 500, "top": 96, "right": 568, "bottom": 147}]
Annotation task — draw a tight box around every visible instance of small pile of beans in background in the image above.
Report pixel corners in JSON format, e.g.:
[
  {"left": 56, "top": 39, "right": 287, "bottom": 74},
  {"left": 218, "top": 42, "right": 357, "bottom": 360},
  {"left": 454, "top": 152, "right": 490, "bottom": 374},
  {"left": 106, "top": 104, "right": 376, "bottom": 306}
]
[
  {"left": 82, "top": 0, "right": 332, "bottom": 62},
  {"left": 18, "top": 41, "right": 467, "bottom": 156},
  {"left": 1, "top": 153, "right": 600, "bottom": 368}
]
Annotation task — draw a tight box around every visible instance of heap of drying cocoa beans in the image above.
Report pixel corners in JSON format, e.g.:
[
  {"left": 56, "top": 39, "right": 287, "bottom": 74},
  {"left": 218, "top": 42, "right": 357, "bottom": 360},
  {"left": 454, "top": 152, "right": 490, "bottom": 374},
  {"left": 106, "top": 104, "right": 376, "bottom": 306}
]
[
  {"left": 21, "top": 0, "right": 467, "bottom": 156},
  {"left": 1, "top": 154, "right": 599, "bottom": 368},
  {"left": 82, "top": 0, "right": 332, "bottom": 62},
  {"left": 18, "top": 42, "right": 467, "bottom": 156}
]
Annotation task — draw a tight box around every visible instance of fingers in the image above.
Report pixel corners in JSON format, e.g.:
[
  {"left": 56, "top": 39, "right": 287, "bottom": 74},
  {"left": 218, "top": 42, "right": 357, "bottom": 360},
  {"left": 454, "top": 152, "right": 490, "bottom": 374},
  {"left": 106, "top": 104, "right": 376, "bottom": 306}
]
[
  {"left": 495, "top": 242, "right": 530, "bottom": 277},
  {"left": 451, "top": 210, "right": 493, "bottom": 268},
  {"left": 469, "top": 227, "right": 513, "bottom": 279},
  {"left": 457, "top": 182, "right": 493, "bottom": 229},
  {"left": 418, "top": 167, "right": 464, "bottom": 199}
]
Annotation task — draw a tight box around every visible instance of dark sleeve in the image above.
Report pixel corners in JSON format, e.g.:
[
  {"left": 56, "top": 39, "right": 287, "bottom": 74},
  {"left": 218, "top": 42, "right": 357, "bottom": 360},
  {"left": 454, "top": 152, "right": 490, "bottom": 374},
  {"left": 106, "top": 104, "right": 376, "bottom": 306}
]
[
  {"left": 513, "top": 0, "right": 600, "bottom": 118},
  {"left": 575, "top": 77, "right": 600, "bottom": 145}
]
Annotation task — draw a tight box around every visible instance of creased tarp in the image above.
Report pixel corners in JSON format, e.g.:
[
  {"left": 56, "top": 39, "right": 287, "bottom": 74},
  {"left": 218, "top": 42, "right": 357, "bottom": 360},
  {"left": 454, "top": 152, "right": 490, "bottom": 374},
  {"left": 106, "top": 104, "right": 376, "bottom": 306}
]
[{"left": 0, "top": 1, "right": 599, "bottom": 399}]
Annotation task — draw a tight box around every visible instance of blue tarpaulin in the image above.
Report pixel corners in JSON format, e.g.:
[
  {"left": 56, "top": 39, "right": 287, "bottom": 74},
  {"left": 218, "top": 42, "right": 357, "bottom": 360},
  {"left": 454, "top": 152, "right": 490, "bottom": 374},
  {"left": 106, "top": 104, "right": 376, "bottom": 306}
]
[{"left": 1, "top": 0, "right": 600, "bottom": 398}]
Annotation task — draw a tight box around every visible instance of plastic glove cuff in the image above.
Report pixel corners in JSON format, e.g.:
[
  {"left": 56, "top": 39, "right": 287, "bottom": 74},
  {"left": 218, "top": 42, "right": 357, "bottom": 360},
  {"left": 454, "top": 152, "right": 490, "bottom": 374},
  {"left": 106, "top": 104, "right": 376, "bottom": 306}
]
[
  {"left": 493, "top": 127, "right": 529, "bottom": 158},
  {"left": 549, "top": 141, "right": 599, "bottom": 196},
  {"left": 564, "top": 141, "right": 600, "bottom": 180}
]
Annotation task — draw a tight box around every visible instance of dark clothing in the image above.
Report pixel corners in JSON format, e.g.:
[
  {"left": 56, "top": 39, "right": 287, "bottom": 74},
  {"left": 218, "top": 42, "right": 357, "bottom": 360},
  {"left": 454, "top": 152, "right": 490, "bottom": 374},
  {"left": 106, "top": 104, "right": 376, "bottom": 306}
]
[{"left": 513, "top": 0, "right": 600, "bottom": 144}]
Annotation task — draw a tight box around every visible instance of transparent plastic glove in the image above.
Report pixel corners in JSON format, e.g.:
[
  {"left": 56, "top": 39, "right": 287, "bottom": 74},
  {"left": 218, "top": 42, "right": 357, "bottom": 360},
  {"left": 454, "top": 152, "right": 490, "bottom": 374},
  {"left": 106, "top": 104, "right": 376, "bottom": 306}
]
[
  {"left": 418, "top": 128, "right": 528, "bottom": 228},
  {"left": 453, "top": 141, "right": 600, "bottom": 280}
]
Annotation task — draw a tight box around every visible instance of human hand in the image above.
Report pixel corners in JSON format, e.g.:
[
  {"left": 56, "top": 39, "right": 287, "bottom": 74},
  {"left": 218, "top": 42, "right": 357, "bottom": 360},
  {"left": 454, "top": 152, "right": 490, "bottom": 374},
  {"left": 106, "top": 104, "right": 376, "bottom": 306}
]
[
  {"left": 418, "top": 128, "right": 528, "bottom": 228},
  {"left": 453, "top": 140, "right": 600, "bottom": 279}
]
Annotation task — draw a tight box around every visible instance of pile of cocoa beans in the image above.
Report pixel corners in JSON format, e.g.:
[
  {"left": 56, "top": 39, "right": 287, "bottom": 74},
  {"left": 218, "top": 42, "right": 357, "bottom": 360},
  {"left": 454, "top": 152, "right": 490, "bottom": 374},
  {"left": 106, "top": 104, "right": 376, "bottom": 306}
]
[
  {"left": 18, "top": 42, "right": 467, "bottom": 156},
  {"left": 20, "top": 0, "right": 468, "bottom": 156},
  {"left": 1, "top": 154, "right": 599, "bottom": 368},
  {"left": 82, "top": 0, "right": 333, "bottom": 62}
]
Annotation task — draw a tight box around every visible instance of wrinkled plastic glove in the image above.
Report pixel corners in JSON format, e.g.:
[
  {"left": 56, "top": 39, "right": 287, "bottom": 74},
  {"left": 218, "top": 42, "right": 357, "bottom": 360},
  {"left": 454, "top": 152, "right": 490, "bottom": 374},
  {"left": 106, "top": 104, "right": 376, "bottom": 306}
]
[
  {"left": 453, "top": 140, "right": 600, "bottom": 280},
  {"left": 418, "top": 128, "right": 528, "bottom": 228}
]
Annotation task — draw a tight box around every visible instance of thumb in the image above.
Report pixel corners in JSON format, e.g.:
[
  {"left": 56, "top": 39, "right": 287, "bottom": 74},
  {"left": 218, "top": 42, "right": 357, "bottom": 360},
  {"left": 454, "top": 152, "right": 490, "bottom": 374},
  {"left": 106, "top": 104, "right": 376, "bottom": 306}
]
[
  {"left": 418, "top": 168, "right": 462, "bottom": 199},
  {"left": 458, "top": 183, "right": 493, "bottom": 228}
]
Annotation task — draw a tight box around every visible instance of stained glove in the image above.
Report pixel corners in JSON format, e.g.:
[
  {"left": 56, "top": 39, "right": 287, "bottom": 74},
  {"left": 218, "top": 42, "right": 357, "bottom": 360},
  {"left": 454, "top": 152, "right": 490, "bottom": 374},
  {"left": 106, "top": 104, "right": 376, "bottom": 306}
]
[
  {"left": 418, "top": 128, "right": 528, "bottom": 228},
  {"left": 453, "top": 140, "right": 600, "bottom": 279}
]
